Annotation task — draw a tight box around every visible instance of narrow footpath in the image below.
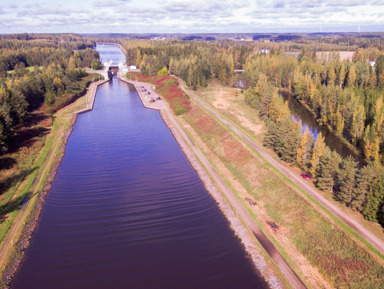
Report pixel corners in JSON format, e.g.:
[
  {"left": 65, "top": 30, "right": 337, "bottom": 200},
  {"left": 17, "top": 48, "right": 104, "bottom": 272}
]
[
  {"left": 176, "top": 78, "right": 384, "bottom": 257},
  {"left": 120, "top": 76, "right": 306, "bottom": 289}
]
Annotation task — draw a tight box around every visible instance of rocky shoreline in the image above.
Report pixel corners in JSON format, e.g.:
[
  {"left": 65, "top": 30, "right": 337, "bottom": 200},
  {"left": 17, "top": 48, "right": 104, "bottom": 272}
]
[{"left": 159, "top": 110, "right": 283, "bottom": 289}]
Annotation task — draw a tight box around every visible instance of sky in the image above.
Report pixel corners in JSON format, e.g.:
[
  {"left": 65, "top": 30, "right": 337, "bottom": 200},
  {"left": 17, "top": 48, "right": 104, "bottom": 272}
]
[{"left": 1, "top": 0, "right": 384, "bottom": 34}]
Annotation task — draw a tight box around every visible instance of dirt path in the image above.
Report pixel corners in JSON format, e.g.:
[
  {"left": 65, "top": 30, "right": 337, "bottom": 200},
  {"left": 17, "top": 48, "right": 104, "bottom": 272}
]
[{"left": 177, "top": 78, "right": 384, "bottom": 257}]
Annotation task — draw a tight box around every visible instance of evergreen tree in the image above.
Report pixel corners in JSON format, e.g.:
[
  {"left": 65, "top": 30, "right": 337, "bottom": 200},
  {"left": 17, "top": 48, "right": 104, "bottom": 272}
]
[
  {"left": 274, "top": 117, "right": 301, "bottom": 164},
  {"left": 263, "top": 120, "right": 278, "bottom": 149},
  {"left": 351, "top": 162, "right": 381, "bottom": 212},
  {"left": 364, "top": 176, "right": 384, "bottom": 223},
  {"left": 350, "top": 104, "right": 365, "bottom": 144},
  {"left": 10, "top": 90, "right": 28, "bottom": 123},
  {"left": 337, "top": 156, "right": 358, "bottom": 205},
  {"left": 257, "top": 74, "right": 277, "bottom": 118},
  {"left": 317, "top": 148, "right": 342, "bottom": 192},
  {"left": 309, "top": 132, "right": 326, "bottom": 177}
]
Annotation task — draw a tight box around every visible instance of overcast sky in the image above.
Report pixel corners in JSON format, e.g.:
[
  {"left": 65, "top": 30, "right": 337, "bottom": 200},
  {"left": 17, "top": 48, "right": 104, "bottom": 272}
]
[{"left": 1, "top": 0, "right": 384, "bottom": 34}]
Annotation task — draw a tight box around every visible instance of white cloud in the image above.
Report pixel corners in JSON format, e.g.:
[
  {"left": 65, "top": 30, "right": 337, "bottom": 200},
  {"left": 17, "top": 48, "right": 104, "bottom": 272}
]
[{"left": 0, "top": 0, "right": 383, "bottom": 33}]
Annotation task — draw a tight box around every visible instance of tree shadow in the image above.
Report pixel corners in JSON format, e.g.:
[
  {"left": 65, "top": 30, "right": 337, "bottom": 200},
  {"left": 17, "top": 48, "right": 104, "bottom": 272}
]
[
  {"left": 23, "top": 112, "right": 51, "bottom": 127},
  {"left": 6, "top": 126, "right": 50, "bottom": 154},
  {"left": 0, "top": 157, "right": 17, "bottom": 170},
  {"left": 0, "top": 168, "right": 36, "bottom": 197},
  {"left": 0, "top": 193, "right": 31, "bottom": 223}
]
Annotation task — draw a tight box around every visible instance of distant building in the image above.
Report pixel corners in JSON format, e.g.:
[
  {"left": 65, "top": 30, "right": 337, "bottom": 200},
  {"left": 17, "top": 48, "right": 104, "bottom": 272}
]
[
  {"left": 259, "top": 49, "right": 270, "bottom": 54},
  {"left": 129, "top": 65, "right": 137, "bottom": 70},
  {"left": 369, "top": 61, "right": 376, "bottom": 67}
]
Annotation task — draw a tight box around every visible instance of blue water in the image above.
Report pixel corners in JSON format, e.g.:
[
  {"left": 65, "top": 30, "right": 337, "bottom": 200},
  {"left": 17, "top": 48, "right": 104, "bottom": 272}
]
[{"left": 11, "top": 44, "right": 268, "bottom": 289}]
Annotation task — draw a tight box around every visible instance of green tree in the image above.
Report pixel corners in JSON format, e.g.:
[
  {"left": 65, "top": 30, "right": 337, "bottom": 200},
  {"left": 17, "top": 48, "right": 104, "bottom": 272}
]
[
  {"left": 351, "top": 162, "right": 381, "bottom": 212},
  {"left": 317, "top": 148, "right": 342, "bottom": 192},
  {"left": 346, "top": 65, "right": 356, "bottom": 87},
  {"left": 364, "top": 176, "right": 384, "bottom": 223},
  {"left": 350, "top": 104, "right": 366, "bottom": 144},
  {"left": 10, "top": 90, "right": 28, "bottom": 123},
  {"left": 274, "top": 117, "right": 302, "bottom": 164},
  {"left": 14, "top": 62, "right": 26, "bottom": 77},
  {"left": 263, "top": 120, "right": 278, "bottom": 149},
  {"left": 376, "top": 55, "right": 384, "bottom": 87},
  {"left": 258, "top": 75, "right": 277, "bottom": 118},
  {"left": 0, "top": 122, "right": 7, "bottom": 153},
  {"left": 309, "top": 132, "right": 326, "bottom": 177},
  {"left": 90, "top": 59, "right": 103, "bottom": 70},
  {"left": 337, "top": 156, "right": 358, "bottom": 205},
  {"left": 297, "top": 127, "right": 314, "bottom": 170},
  {"left": 326, "top": 65, "right": 336, "bottom": 86},
  {"left": 337, "top": 62, "right": 345, "bottom": 89}
]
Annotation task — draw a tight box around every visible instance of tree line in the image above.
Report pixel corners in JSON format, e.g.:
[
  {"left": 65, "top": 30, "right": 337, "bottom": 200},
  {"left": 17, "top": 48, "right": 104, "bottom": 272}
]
[
  {"left": 244, "top": 47, "right": 384, "bottom": 225},
  {"left": 0, "top": 36, "right": 102, "bottom": 153},
  {"left": 117, "top": 37, "right": 384, "bottom": 225},
  {"left": 122, "top": 41, "right": 254, "bottom": 89}
]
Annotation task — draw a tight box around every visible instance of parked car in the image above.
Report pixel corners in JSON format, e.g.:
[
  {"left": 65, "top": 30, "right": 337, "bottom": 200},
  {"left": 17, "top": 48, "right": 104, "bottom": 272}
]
[{"left": 301, "top": 173, "right": 311, "bottom": 180}]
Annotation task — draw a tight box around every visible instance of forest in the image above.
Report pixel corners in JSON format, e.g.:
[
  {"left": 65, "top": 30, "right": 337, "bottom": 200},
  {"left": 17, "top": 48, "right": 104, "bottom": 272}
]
[
  {"left": 119, "top": 35, "right": 384, "bottom": 226},
  {"left": 1, "top": 33, "right": 384, "bottom": 226},
  {"left": 0, "top": 35, "right": 102, "bottom": 153}
]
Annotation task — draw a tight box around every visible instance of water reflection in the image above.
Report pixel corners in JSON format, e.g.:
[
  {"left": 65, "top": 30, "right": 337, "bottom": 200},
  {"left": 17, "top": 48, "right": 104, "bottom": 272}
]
[{"left": 281, "top": 91, "right": 365, "bottom": 165}]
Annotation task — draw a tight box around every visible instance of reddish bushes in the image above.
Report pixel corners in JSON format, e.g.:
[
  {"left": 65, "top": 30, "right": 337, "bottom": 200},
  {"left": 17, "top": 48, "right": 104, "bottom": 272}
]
[{"left": 134, "top": 75, "right": 191, "bottom": 115}]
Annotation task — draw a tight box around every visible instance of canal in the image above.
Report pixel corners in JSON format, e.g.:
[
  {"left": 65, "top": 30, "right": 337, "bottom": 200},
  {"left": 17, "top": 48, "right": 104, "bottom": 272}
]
[{"left": 11, "top": 44, "right": 267, "bottom": 288}]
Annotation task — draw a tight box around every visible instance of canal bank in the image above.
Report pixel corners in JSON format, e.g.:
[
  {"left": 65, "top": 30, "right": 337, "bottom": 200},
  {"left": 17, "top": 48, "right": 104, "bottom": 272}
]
[
  {"left": 11, "top": 68, "right": 270, "bottom": 288},
  {"left": 0, "top": 79, "right": 109, "bottom": 287}
]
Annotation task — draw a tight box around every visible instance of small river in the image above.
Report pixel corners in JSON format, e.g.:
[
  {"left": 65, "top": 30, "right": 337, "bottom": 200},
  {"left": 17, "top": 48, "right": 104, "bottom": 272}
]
[
  {"left": 281, "top": 92, "right": 365, "bottom": 165},
  {"left": 11, "top": 44, "right": 267, "bottom": 288}
]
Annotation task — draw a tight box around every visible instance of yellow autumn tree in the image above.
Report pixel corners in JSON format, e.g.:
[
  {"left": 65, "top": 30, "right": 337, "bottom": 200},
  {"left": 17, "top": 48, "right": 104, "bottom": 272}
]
[
  {"left": 297, "top": 127, "right": 314, "bottom": 170},
  {"left": 269, "top": 97, "right": 290, "bottom": 123},
  {"left": 309, "top": 132, "right": 326, "bottom": 177},
  {"left": 157, "top": 67, "right": 168, "bottom": 76}
]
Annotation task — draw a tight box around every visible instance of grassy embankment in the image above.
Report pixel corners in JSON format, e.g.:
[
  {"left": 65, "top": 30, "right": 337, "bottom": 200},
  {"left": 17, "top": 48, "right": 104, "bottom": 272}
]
[
  {"left": 195, "top": 80, "right": 384, "bottom": 244},
  {"left": 187, "top": 79, "right": 384, "bottom": 288},
  {"left": 0, "top": 74, "right": 97, "bottom": 279},
  {"left": 143, "top": 75, "right": 384, "bottom": 288}
]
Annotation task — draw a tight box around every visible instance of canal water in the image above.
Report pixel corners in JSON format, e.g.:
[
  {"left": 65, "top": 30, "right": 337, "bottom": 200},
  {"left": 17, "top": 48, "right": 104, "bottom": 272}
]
[
  {"left": 11, "top": 44, "right": 267, "bottom": 288},
  {"left": 281, "top": 91, "right": 364, "bottom": 165}
]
